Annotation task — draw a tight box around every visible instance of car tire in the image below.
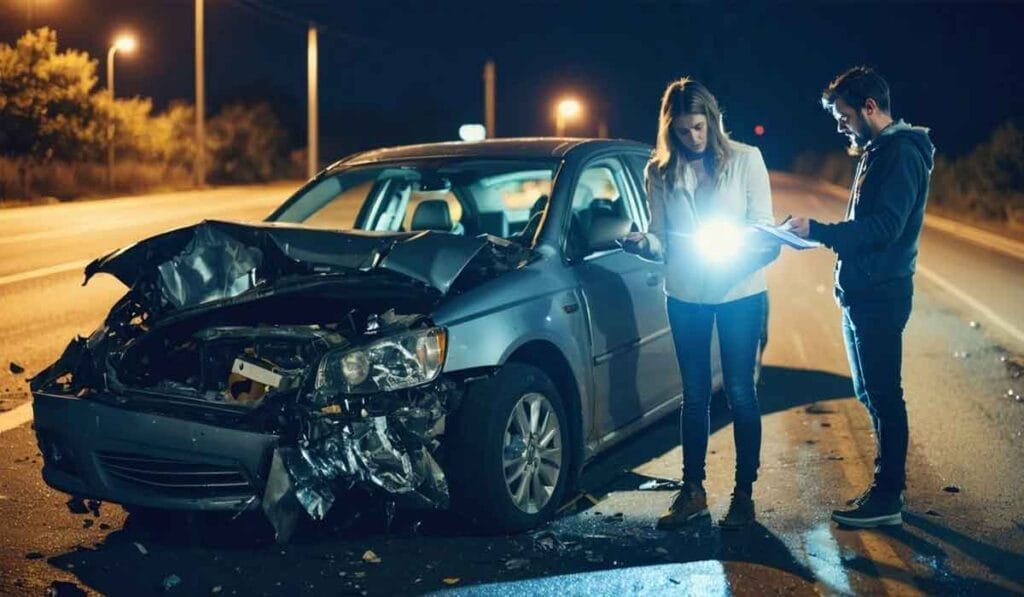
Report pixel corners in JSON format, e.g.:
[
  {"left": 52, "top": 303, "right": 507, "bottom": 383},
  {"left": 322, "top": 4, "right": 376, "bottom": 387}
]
[{"left": 447, "top": 363, "right": 572, "bottom": 533}]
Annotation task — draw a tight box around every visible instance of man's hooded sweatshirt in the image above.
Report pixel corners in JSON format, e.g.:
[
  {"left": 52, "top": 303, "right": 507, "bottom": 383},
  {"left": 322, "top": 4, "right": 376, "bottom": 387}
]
[{"left": 809, "top": 121, "right": 935, "bottom": 305}]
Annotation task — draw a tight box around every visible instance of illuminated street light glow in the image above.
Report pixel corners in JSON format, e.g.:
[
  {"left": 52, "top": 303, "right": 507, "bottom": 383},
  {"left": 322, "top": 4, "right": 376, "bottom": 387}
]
[
  {"left": 554, "top": 97, "right": 584, "bottom": 136},
  {"left": 113, "top": 34, "right": 137, "bottom": 53},
  {"left": 558, "top": 98, "right": 582, "bottom": 120},
  {"left": 459, "top": 124, "right": 487, "bottom": 142}
]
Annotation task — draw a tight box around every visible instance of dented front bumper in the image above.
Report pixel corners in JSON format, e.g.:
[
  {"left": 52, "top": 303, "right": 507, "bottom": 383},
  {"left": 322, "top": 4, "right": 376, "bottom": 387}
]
[{"left": 33, "top": 391, "right": 278, "bottom": 512}]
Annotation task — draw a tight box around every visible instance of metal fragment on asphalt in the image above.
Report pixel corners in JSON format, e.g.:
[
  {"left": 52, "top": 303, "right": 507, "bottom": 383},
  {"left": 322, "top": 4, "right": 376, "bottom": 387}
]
[
  {"left": 161, "top": 574, "right": 181, "bottom": 591},
  {"left": 133, "top": 542, "right": 148, "bottom": 555}
]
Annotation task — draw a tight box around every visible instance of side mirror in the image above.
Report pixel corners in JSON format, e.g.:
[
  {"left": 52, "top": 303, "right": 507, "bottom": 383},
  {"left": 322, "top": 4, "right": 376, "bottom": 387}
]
[{"left": 586, "top": 215, "right": 634, "bottom": 253}]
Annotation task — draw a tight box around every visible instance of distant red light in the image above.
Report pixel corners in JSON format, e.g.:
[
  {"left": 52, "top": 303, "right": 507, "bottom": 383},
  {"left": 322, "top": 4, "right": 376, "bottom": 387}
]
[{"left": 754, "top": 124, "right": 765, "bottom": 136}]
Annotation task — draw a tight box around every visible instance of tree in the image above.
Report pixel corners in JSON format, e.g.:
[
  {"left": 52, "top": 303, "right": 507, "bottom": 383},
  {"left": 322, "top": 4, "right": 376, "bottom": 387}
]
[
  {"left": 207, "top": 102, "right": 286, "bottom": 183},
  {"left": 0, "top": 28, "right": 104, "bottom": 162}
]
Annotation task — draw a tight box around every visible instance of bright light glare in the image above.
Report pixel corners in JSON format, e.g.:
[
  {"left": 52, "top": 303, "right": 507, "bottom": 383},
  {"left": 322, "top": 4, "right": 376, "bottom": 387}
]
[
  {"left": 557, "top": 98, "right": 582, "bottom": 119},
  {"left": 458, "top": 123, "right": 486, "bottom": 142},
  {"left": 113, "top": 35, "right": 137, "bottom": 53},
  {"left": 694, "top": 220, "right": 744, "bottom": 262}
]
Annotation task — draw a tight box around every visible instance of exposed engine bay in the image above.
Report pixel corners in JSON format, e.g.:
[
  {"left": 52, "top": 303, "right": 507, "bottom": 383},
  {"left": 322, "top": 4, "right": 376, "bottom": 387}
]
[{"left": 31, "top": 220, "right": 533, "bottom": 540}]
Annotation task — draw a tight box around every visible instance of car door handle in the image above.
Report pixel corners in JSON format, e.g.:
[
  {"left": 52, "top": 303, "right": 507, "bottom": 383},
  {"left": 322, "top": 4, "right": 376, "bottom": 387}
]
[{"left": 645, "top": 272, "right": 661, "bottom": 286}]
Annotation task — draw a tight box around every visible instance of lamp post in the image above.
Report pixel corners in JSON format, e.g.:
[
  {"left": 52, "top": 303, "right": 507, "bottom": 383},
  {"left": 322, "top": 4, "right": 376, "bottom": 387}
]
[
  {"left": 106, "top": 34, "right": 136, "bottom": 190},
  {"left": 307, "top": 22, "right": 318, "bottom": 179},
  {"left": 555, "top": 98, "right": 582, "bottom": 137},
  {"left": 195, "top": 0, "right": 206, "bottom": 187}
]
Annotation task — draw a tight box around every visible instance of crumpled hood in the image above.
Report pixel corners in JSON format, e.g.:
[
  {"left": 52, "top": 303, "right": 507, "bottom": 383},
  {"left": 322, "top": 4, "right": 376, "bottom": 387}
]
[
  {"left": 84, "top": 220, "right": 532, "bottom": 312},
  {"left": 871, "top": 119, "right": 936, "bottom": 170}
]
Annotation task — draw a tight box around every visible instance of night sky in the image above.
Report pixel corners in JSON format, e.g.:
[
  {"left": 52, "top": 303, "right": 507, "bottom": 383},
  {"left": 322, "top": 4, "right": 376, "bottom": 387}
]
[{"left": 2, "top": 1, "right": 1022, "bottom": 169}]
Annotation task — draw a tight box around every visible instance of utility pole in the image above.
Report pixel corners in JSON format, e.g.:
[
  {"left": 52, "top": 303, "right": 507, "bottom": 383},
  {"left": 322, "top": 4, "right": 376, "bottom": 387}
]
[
  {"left": 195, "top": 0, "right": 206, "bottom": 187},
  {"left": 307, "top": 23, "right": 319, "bottom": 179},
  {"left": 483, "top": 59, "right": 495, "bottom": 138}
]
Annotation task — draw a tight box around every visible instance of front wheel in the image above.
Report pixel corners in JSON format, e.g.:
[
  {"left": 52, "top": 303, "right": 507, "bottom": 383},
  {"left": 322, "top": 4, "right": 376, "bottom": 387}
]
[{"left": 446, "top": 363, "right": 571, "bottom": 533}]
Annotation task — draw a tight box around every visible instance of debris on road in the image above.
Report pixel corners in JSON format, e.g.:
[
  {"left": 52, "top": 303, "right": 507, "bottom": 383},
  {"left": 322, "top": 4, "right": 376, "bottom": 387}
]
[
  {"left": 969, "top": 320, "right": 981, "bottom": 329},
  {"left": 556, "top": 490, "right": 602, "bottom": 513},
  {"left": 943, "top": 485, "right": 961, "bottom": 493},
  {"left": 504, "top": 558, "right": 531, "bottom": 571},
  {"left": 827, "top": 455, "right": 844, "bottom": 461},
  {"left": 362, "top": 549, "right": 382, "bottom": 564},
  {"left": 134, "top": 542, "right": 149, "bottom": 555},
  {"left": 211, "top": 587, "right": 223, "bottom": 595},
  {"left": 161, "top": 574, "right": 182, "bottom": 591},
  {"left": 1003, "top": 355, "right": 1024, "bottom": 378},
  {"left": 804, "top": 403, "right": 836, "bottom": 414},
  {"left": 45, "top": 581, "right": 86, "bottom": 597},
  {"left": 953, "top": 351, "right": 970, "bottom": 359},
  {"left": 9, "top": 361, "right": 25, "bottom": 374},
  {"left": 65, "top": 497, "right": 88, "bottom": 515},
  {"left": 638, "top": 477, "right": 683, "bottom": 491},
  {"left": 442, "top": 578, "right": 461, "bottom": 586}
]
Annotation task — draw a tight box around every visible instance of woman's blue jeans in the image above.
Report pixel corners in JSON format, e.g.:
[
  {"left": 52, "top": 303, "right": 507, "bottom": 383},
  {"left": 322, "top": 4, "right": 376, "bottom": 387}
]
[{"left": 667, "top": 292, "right": 766, "bottom": 489}]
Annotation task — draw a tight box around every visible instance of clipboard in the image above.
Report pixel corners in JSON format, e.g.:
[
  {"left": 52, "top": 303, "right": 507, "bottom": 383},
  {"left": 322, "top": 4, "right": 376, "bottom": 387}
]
[{"left": 753, "top": 223, "right": 822, "bottom": 250}]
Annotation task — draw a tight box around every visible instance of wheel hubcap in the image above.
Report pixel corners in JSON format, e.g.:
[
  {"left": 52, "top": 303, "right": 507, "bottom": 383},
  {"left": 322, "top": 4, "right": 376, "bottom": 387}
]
[{"left": 502, "top": 392, "right": 563, "bottom": 514}]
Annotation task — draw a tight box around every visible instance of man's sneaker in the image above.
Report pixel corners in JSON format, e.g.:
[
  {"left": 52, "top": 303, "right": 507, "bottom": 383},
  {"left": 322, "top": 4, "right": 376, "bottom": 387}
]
[
  {"left": 832, "top": 489, "right": 904, "bottom": 528},
  {"left": 656, "top": 482, "right": 708, "bottom": 530},
  {"left": 719, "top": 490, "right": 755, "bottom": 529},
  {"left": 845, "top": 484, "right": 876, "bottom": 507}
]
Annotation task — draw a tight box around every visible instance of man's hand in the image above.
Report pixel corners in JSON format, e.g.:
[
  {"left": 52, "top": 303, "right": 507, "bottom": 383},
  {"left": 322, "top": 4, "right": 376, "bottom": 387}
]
[{"left": 787, "top": 217, "right": 811, "bottom": 239}]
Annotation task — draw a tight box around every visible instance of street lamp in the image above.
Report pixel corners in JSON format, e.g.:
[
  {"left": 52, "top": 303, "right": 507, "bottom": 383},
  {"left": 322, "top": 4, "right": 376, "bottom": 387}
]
[
  {"left": 555, "top": 97, "right": 583, "bottom": 137},
  {"left": 107, "top": 34, "right": 137, "bottom": 189}
]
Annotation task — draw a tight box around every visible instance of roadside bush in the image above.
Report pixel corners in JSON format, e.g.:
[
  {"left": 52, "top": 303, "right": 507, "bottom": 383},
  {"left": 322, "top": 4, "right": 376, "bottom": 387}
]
[{"left": 792, "top": 121, "right": 1024, "bottom": 228}]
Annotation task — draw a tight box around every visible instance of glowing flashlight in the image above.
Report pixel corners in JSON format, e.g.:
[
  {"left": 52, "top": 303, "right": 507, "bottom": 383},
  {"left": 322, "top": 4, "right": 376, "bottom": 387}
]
[{"left": 694, "top": 220, "right": 745, "bottom": 262}]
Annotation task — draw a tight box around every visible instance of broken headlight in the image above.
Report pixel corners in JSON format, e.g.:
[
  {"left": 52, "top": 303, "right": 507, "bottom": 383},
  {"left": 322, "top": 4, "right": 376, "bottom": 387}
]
[{"left": 316, "top": 328, "right": 447, "bottom": 395}]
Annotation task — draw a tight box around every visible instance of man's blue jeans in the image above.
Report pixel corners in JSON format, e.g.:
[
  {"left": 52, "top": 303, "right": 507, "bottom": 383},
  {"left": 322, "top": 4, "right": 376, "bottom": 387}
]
[
  {"left": 667, "top": 292, "right": 765, "bottom": 489},
  {"left": 841, "top": 295, "right": 913, "bottom": 493}
]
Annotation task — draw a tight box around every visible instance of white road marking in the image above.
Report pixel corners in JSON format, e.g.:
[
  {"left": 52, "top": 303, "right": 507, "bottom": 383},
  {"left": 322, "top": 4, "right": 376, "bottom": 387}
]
[
  {"left": 917, "top": 264, "right": 1024, "bottom": 347},
  {"left": 0, "top": 403, "right": 33, "bottom": 434},
  {"left": 0, "top": 259, "right": 92, "bottom": 287},
  {"left": 791, "top": 331, "right": 809, "bottom": 366},
  {"left": 804, "top": 522, "right": 854, "bottom": 596}
]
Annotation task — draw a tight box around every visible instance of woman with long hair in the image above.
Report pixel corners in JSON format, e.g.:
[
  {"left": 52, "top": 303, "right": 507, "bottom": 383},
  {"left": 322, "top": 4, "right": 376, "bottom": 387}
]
[{"left": 623, "top": 78, "right": 778, "bottom": 529}]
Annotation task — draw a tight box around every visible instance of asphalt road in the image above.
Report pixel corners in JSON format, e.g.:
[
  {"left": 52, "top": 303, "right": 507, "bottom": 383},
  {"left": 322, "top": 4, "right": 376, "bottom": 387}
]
[{"left": 0, "top": 176, "right": 1022, "bottom": 596}]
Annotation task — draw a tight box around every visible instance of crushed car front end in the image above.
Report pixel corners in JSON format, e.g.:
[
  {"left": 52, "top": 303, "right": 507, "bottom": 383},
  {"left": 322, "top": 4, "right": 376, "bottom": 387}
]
[{"left": 31, "top": 219, "right": 533, "bottom": 540}]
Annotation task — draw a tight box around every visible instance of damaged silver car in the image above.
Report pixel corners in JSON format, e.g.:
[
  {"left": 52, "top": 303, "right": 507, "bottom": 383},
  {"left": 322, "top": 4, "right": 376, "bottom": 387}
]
[{"left": 32, "top": 138, "right": 766, "bottom": 539}]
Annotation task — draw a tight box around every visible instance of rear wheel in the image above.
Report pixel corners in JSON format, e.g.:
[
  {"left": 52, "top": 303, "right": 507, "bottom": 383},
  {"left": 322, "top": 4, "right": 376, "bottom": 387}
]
[{"left": 447, "top": 363, "right": 571, "bottom": 533}]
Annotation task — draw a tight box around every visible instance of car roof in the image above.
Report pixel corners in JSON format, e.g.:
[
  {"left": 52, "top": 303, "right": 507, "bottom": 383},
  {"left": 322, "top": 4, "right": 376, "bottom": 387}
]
[{"left": 330, "top": 138, "right": 652, "bottom": 169}]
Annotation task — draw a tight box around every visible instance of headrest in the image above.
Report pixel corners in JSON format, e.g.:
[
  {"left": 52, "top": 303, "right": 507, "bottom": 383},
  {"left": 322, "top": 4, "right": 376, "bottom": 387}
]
[{"left": 411, "top": 200, "right": 452, "bottom": 231}]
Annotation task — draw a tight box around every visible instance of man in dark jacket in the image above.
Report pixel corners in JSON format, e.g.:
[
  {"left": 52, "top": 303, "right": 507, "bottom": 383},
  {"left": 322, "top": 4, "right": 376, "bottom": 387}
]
[{"left": 789, "top": 66, "right": 935, "bottom": 528}]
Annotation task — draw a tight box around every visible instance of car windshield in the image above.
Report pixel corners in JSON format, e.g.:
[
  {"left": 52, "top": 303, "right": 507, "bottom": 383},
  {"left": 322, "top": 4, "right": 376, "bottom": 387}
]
[{"left": 270, "top": 159, "right": 558, "bottom": 241}]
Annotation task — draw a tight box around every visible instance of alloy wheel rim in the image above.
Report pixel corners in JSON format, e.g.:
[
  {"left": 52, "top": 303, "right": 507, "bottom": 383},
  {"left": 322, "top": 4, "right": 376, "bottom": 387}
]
[{"left": 502, "top": 392, "right": 563, "bottom": 514}]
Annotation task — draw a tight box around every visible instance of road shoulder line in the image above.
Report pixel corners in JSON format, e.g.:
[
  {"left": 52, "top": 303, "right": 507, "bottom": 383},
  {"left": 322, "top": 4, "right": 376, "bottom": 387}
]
[
  {"left": 0, "top": 402, "right": 33, "bottom": 434},
  {"left": 0, "top": 259, "right": 91, "bottom": 288},
  {"left": 770, "top": 172, "right": 1024, "bottom": 261}
]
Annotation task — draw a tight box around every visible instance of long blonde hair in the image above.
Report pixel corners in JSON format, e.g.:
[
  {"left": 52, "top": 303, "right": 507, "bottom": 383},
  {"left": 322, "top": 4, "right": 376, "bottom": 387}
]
[{"left": 652, "top": 78, "right": 733, "bottom": 187}]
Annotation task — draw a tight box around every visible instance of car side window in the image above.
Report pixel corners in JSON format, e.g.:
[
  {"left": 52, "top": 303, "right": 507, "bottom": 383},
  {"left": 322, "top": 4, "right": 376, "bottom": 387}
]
[
  {"left": 622, "top": 153, "right": 652, "bottom": 228},
  {"left": 568, "top": 159, "right": 642, "bottom": 257}
]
